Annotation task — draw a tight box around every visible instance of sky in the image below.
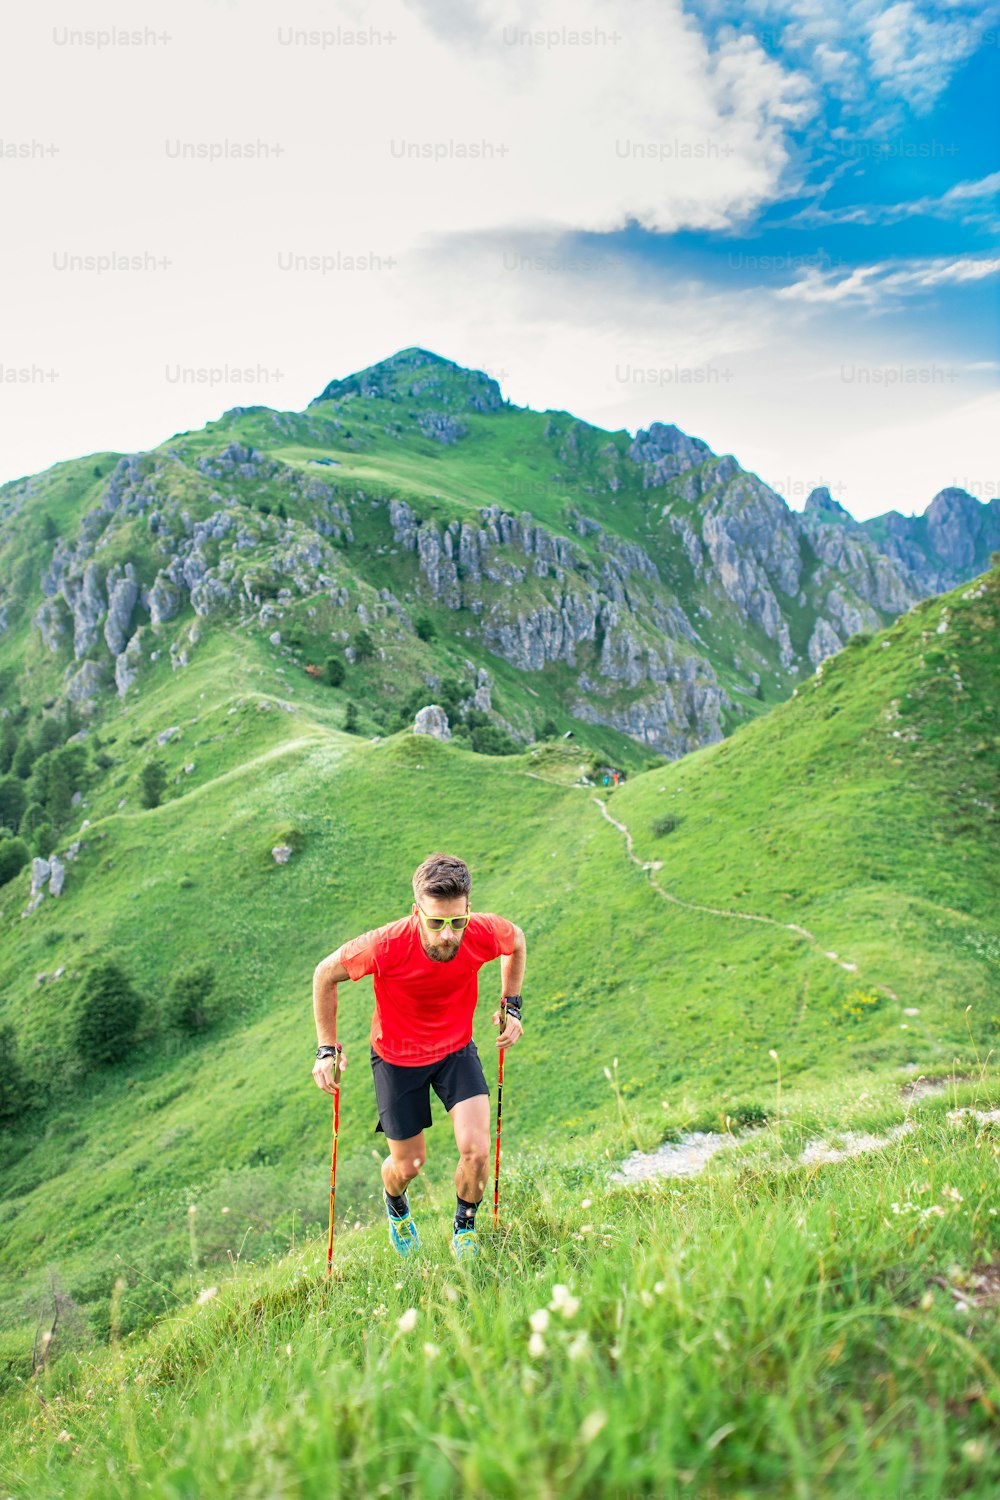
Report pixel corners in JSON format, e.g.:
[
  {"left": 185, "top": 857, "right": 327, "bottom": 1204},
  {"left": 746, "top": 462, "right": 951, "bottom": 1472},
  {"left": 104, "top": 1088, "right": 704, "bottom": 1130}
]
[{"left": 1, "top": 0, "right": 997, "bottom": 519}]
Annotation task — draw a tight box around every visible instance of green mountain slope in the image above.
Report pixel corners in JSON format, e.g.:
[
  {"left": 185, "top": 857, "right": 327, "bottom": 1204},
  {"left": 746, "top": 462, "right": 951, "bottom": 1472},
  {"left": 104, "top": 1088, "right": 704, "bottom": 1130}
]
[
  {"left": 4, "top": 347, "right": 988, "bottom": 773},
  {"left": 0, "top": 555, "right": 995, "bottom": 1370}
]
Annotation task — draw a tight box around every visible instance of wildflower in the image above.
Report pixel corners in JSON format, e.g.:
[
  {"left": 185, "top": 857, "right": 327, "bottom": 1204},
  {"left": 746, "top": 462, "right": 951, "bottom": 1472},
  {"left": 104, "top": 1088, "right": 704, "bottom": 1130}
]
[
  {"left": 580, "top": 1199, "right": 592, "bottom": 1209},
  {"left": 187, "top": 1205, "right": 197, "bottom": 1216},
  {"left": 549, "top": 1285, "right": 580, "bottom": 1319},
  {"left": 422, "top": 1342, "right": 440, "bottom": 1360},
  {"left": 942, "top": 1185, "right": 964, "bottom": 1203},
  {"left": 196, "top": 1287, "right": 218, "bottom": 1306},
  {"left": 221, "top": 1207, "right": 230, "bottom": 1215},
  {"left": 529, "top": 1308, "right": 550, "bottom": 1334},
  {"left": 579, "top": 1410, "right": 607, "bottom": 1444},
  {"left": 397, "top": 1307, "right": 418, "bottom": 1333},
  {"left": 568, "top": 1332, "right": 590, "bottom": 1361},
  {"left": 963, "top": 1439, "right": 986, "bottom": 1462},
  {"left": 528, "top": 1331, "right": 545, "bottom": 1358}
]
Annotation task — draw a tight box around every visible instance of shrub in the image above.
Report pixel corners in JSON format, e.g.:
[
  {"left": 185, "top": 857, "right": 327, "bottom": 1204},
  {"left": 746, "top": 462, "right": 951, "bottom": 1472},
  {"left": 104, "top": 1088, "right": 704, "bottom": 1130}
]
[
  {"left": 325, "top": 656, "right": 346, "bottom": 688},
  {"left": 33, "top": 824, "right": 56, "bottom": 860},
  {"left": 352, "top": 629, "right": 375, "bottom": 663},
  {"left": 728, "top": 1101, "right": 768, "bottom": 1129},
  {"left": 344, "top": 702, "right": 360, "bottom": 733},
  {"left": 0, "top": 776, "right": 27, "bottom": 832},
  {"left": 415, "top": 617, "right": 436, "bottom": 642},
  {"left": 539, "top": 718, "right": 559, "bottom": 740},
  {"left": 140, "top": 761, "right": 168, "bottom": 809},
  {"left": 165, "top": 963, "right": 216, "bottom": 1034},
  {"left": 470, "top": 723, "right": 519, "bottom": 756},
  {"left": 73, "top": 959, "right": 143, "bottom": 1066},
  {"left": 651, "top": 815, "right": 680, "bottom": 837},
  {"left": 0, "top": 1024, "right": 26, "bottom": 1124},
  {"left": 0, "top": 837, "right": 29, "bottom": 888}
]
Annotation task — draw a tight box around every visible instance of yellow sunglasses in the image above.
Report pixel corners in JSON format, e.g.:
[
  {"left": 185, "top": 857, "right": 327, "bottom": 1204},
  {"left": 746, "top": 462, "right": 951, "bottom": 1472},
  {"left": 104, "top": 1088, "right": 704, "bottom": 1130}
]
[{"left": 415, "top": 905, "right": 472, "bottom": 932}]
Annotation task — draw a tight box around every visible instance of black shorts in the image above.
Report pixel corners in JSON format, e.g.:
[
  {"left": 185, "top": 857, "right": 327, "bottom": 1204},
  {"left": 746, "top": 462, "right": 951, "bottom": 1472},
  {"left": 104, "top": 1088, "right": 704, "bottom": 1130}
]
[{"left": 370, "top": 1039, "right": 490, "bottom": 1140}]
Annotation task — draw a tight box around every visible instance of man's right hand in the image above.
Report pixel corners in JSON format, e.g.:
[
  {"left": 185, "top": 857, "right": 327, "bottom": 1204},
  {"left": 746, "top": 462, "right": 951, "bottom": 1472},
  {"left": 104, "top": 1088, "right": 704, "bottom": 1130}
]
[{"left": 312, "top": 1049, "right": 347, "bottom": 1096}]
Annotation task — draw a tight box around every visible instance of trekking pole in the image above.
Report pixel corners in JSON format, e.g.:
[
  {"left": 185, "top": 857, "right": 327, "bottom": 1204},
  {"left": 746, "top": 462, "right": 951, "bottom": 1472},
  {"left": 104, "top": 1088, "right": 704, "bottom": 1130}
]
[
  {"left": 493, "top": 1000, "right": 507, "bottom": 1228},
  {"left": 325, "top": 1046, "right": 344, "bottom": 1278}
]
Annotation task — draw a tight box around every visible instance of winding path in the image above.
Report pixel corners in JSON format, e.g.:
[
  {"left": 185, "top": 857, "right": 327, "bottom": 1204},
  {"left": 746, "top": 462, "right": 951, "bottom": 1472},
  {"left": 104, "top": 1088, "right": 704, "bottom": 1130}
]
[{"left": 591, "top": 795, "right": 881, "bottom": 982}]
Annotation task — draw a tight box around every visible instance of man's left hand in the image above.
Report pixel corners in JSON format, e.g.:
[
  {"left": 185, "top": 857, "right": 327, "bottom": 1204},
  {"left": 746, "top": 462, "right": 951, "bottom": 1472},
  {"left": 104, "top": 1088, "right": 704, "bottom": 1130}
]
[{"left": 493, "top": 1007, "right": 524, "bottom": 1051}]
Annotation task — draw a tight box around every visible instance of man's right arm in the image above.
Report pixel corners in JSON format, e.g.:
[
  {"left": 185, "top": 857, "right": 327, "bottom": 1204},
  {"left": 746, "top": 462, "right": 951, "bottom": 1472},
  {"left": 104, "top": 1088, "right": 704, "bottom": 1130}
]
[{"left": 313, "top": 947, "right": 352, "bottom": 1046}]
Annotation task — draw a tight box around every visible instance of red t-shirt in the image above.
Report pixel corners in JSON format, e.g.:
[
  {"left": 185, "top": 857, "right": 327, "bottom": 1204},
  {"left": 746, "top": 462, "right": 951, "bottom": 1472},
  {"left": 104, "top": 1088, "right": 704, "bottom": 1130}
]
[{"left": 338, "top": 912, "right": 518, "bottom": 1065}]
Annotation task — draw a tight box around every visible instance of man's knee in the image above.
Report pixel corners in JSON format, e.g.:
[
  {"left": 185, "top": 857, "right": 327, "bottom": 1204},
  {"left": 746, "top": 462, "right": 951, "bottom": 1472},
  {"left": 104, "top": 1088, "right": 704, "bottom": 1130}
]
[
  {"left": 457, "top": 1136, "right": 489, "bottom": 1168},
  {"left": 388, "top": 1141, "right": 426, "bottom": 1182}
]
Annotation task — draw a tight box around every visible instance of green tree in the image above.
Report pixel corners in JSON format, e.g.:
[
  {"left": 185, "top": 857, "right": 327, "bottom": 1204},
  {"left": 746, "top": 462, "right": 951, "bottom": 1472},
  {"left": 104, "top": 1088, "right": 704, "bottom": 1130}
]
[
  {"left": 0, "top": 776, "right": 27, "bottom": 833},
  {"left": 415, "top": 617, "right": 436, "bottom": 642},
  {"left": 352, "top": 629, "right": 375, "bottom": 663},
  {"left": 18, "top": 802, "right": 46, "bottom": 840},
  {"left": 539, "top": 718, "right": 559, "bottom": 740},
  {"left": 73, "top": 959, "right": 143, "bottom": 1067},
  {"left": 344, "top": 702, "right": 360, "bottom": 734},
  {"left": 0, "top": 720, "right": 17, "bottom": 775},
  {"left": 45, "top": 757, "right": 73, "bottom": 828},
  {"left": 325, "top": 656, "right": 345, "bottom": 688},
  {"left": 33, "top": 823, "right": 57, "bottom": 860},
  {"left": 0, "top": 1024, "right": 26, "bottom": 1125},
  {"left": 165, "top": 963, "right": 216, "bottom": 1034},
  {"left": 140, "top": 761, "right": 168, "bottom": 810},
  {"left": 470, "top": 723, "right": 519, "bottom": 756},
  {"left": 12, "top": 737, "right": 35, "bottom": 780},
  {"left": 0, "top": 837, "right": 29, "bottom": 887},
  {"left": 38, "top": 717, "right": 63, "bottom": 754}
]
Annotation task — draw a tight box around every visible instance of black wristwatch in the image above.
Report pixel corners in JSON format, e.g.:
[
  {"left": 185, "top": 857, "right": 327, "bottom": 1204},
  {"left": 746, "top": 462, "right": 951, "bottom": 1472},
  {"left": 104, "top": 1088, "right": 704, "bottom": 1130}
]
[
  {"left": 316, "top": 1044, "right": 342, "bottom": 1060},
  {"left": 502, "top": 994, "right": 522, "bottom": 1021}
]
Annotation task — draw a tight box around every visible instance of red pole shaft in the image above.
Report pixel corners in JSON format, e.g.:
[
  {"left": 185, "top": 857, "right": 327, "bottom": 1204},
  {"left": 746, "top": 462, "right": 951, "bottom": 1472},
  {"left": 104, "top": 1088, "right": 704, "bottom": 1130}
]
[
  {"left": 493, "top": 1001, "right": 506, "bottom": 1228},
  {"left": 325, "top": 1052, "right": 343, "bottom": 1278}
]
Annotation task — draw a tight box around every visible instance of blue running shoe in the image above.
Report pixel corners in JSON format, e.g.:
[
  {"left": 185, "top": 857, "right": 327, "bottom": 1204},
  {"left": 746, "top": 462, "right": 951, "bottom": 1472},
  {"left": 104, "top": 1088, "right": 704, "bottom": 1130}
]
[
  {"left": 384, "top": 1190, "right": 420, "bottom": 1258},
  {"left": 451, "top": 1227, "right": 480, "bottom": 1261}
]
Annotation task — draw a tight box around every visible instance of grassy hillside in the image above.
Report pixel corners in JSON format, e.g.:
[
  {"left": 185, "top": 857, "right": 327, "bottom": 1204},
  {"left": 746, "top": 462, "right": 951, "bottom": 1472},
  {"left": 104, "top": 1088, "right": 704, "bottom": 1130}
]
[
  {"left": 2, "top": 1097, "right": 999, "bottom": 1497},
  {"left": 0, "top": 555, "right": 995, "bottom": 1405}
]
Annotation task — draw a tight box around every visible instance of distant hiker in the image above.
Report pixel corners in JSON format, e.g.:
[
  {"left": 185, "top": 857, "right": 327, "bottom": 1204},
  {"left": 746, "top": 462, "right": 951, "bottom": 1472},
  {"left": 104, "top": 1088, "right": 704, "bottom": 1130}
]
[
  {"left": 612, "top": 772, "right": 620, "bottom": 786},
  {"left": 603, "top": 774, "right": 609, "bottom": 786},
  {"left": 312, "top": 853, "right": 525, "bottom": 1261}
]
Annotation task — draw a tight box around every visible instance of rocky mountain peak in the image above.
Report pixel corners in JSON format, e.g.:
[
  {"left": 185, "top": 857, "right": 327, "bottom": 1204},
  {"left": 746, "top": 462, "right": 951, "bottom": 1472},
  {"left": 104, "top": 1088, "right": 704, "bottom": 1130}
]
[
  {"left": 803, "top": 486, "right": 852, "bottom": 521},
  {"left": 311, "top": 346, "right": 503, "bottom": 414}
]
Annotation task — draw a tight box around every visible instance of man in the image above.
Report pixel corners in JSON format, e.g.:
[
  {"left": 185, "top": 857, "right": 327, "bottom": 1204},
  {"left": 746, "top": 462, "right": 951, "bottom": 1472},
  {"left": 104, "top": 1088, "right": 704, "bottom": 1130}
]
[{"left": 312, "top": 852, "right": 526, "bottom": 1261}]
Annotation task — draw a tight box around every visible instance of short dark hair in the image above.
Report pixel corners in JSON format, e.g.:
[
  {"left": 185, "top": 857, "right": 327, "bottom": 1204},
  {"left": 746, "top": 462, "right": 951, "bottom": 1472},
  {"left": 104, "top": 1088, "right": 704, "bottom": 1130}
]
[{"left": 412, "top": 853, "right": 471, "bottom": 904}]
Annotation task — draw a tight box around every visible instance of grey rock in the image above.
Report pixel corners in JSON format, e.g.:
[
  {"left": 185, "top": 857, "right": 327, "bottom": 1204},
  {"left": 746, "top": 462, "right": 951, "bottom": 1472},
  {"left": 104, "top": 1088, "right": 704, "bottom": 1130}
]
[
  {"left": 413, "top": 704, "right": 452, "bottom": 740},
  {"left": 115, "top": 630, "right": 143, "bottom": 697},
  {"left": 807, "top": 616, "right": 844, "bottom": 666},
  {"left": 64, "top": 659, "right": 107, "bottom": 714},
  {"left": 271, "top": 844, "right": 293, "bottom": 864},
  {"left": 628, "top": 423, "right": 714, "bottom": 487},
  {"left": 48, "top": 857, "right": 65, "bottom": 897},
  {"left": 157, "top": 725, "right": 181, "bottom": 745},
  {"left": 148, "top": 572, "right": 181, "bottom": 628},
  {"left": 104, "top": 564, "right": 139, "bottom": 655},
  {"left": 35, "top": 597, "right": 69, "bottom": 653}
]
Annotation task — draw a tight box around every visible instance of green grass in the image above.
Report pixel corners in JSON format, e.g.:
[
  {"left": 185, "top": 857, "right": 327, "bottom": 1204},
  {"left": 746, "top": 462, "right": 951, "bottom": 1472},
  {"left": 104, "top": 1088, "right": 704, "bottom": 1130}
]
[{"left": 2, "top": 1096, "right": 999, "bottom": 1498}]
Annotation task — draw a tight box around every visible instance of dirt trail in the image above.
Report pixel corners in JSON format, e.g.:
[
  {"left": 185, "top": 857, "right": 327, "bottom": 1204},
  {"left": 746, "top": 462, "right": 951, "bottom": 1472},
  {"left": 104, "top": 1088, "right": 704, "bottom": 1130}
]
[{"left": 592, "top": 796, "right": 883, "bottom": 981}]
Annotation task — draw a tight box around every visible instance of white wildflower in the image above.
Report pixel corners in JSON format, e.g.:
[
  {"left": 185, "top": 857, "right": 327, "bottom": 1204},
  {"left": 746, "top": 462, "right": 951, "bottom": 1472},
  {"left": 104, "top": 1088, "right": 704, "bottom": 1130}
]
[
  {"left": 528, "top": 1331, "right": 545, "bottom": 1358},
  {"left": 529, "top": 1308, "right": 550, "bottom": 1334},
  {"left": 397, "top": 1307, "right": 418, "bottom": 1333},
  {"left": 196, "top": 1286, "right": 218, "bottom": 1306},
  {"left": 549, "top": 1285, "right": 580, "bottom": 1319}
]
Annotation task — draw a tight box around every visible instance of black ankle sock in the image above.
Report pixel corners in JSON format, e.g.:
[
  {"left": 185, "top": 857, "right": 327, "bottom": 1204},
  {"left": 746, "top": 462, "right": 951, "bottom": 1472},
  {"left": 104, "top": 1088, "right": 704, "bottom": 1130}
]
[
  {"left": 454, "top": 1195, "right": 480, "bottom": 1233},
  {"left": 385, "top": 1187, "right": 409, "bottom": 1219}
]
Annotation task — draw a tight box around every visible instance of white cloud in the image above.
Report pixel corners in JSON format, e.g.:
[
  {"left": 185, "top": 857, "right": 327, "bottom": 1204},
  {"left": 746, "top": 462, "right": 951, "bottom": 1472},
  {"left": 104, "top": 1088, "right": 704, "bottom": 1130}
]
[{"left": 777, "top": 253, "right": 1000, "bottom": 303}]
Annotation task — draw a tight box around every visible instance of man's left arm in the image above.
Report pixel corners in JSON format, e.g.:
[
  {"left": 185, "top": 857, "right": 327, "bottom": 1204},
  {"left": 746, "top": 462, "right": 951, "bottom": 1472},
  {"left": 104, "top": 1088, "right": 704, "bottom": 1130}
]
[{"left": 492, "top": 924, "right": 526, "bottom": 1051}]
